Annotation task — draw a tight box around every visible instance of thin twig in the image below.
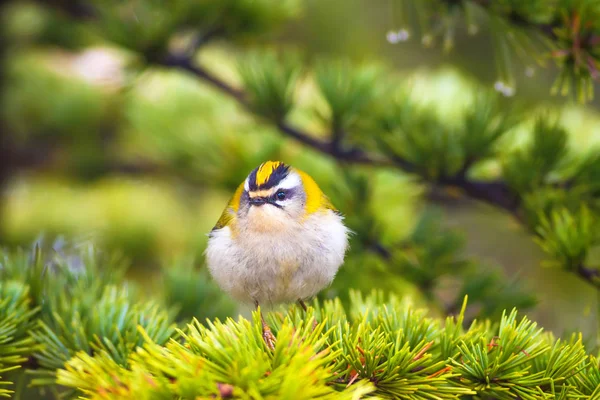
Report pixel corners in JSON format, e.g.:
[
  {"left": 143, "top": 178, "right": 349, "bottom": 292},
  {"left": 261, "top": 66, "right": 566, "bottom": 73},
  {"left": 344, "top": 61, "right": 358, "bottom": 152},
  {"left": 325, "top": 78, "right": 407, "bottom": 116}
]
[{"left": 161, "top": 54, "right": 245, "bottom": 102}]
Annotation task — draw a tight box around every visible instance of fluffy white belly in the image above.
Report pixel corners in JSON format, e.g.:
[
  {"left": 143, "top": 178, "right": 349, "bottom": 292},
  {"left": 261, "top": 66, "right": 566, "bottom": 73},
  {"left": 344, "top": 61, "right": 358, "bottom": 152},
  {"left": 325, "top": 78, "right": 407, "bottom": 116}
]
[{"left": 206, "top": 211, "right": 348, "bottom": 307}]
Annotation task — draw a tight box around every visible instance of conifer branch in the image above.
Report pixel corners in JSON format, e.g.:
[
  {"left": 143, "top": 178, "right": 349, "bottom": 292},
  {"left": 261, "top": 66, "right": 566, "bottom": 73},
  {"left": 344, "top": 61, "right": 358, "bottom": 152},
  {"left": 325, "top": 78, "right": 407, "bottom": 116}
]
[
  {"left": 161, "top": 54, "right": 600, "bottom": 291},
  {"left": 158, "top": 56, "right": 513, "bottom": 217},
  {"left": 162, "top": 54, "right": 245, "bottom": 103},
  {"left": 160, "top": 56, "right": 397, "bottom": 167},
  {"left": 0, "top": 244, "right": 595, "bottom": 398},
  {"left": 52, "top": 290, "right": 600, "bottom": 399}
]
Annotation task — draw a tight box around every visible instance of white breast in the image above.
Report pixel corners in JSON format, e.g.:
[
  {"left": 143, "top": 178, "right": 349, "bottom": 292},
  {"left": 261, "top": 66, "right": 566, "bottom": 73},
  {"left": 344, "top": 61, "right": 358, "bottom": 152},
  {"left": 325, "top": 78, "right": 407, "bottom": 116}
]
[{"left": 205, "top": 210, "right": 349, "bottom": 307}]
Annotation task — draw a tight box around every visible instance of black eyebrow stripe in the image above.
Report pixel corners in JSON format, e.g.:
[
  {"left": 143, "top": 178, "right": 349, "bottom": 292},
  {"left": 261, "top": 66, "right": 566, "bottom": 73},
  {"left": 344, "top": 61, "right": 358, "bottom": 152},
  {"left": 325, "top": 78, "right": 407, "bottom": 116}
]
[{"left": 247, "top": 168, "right": 259, "bottom": 191}]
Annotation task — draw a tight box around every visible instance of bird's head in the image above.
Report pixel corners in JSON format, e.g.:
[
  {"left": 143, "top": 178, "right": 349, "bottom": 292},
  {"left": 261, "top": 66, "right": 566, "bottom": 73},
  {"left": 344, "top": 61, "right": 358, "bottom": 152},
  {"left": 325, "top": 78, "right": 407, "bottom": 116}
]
[{"left": 234, "top": 161, "right": 333, "bottom": 231}]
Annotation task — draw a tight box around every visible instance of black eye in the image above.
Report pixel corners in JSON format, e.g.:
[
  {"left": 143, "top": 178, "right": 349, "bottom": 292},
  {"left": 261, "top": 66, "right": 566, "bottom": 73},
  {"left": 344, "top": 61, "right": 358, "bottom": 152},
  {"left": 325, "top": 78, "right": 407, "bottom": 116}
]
[{"left": 276, "top": 190, "right": 286, "bottom": 201}]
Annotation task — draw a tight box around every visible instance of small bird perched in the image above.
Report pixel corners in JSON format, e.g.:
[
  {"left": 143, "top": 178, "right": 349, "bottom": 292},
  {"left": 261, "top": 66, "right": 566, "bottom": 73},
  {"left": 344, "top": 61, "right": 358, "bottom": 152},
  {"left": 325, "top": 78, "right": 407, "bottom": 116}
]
[{"left": 206, "top": 161, "right": 349, "bottom": 348}]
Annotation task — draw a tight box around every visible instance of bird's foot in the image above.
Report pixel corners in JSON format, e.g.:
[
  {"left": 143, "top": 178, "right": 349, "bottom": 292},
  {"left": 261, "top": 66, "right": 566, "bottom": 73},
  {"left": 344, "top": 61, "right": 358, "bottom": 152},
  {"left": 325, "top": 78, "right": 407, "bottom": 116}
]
[
  {"left": 255, "top": 301, "right": 276, "bottom": 350},
  {"left": 262, "top": 325, "right": 276, "bottom": 350},
  {"left": 298, "top": 299, "right": 319, "bottom": 331},
  {"left": 311, "top": 318, "right": 318, "bottom": 331}
]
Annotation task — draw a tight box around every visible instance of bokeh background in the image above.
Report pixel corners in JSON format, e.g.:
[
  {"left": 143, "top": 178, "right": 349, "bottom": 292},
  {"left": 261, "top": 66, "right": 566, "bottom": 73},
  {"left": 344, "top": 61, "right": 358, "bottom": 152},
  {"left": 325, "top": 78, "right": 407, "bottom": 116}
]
[{"left": 2, "top": 0, "right": 599, "bottom": 345}]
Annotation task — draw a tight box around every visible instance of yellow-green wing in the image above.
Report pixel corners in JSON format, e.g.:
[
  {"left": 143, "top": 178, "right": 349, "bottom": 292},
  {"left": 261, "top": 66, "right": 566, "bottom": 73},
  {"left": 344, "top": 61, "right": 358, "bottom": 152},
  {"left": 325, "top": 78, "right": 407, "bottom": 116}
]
[{"left": 212, "top": 181, "right": 245, "bottom": 231}]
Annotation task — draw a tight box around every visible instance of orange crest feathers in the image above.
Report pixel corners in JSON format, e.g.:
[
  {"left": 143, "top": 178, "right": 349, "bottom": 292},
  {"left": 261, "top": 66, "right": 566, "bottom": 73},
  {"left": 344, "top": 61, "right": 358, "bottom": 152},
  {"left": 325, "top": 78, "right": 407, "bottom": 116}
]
[{"left": 255, "top": 161, "right": 284, "bottom": 186}]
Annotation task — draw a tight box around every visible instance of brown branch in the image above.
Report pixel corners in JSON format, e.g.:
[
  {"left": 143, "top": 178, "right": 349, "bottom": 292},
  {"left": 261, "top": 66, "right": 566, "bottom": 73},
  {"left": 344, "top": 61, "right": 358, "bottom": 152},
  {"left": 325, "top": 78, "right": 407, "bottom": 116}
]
[
  {"left": 440, "top": 176, "right": 520, "bottom": 214},
  {"left": 577, "top": 264, "right": 600, "bottom": 289},
  {"left": 161, "top": 54, "right": 245, "bottom": 102}
]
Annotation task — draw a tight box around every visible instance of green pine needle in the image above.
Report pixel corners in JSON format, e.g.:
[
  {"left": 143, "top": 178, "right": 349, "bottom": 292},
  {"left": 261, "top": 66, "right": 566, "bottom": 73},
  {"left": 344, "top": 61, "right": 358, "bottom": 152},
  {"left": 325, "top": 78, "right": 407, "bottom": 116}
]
[{"left": 52, "top": 291, "right": 599, "bottom": 399}]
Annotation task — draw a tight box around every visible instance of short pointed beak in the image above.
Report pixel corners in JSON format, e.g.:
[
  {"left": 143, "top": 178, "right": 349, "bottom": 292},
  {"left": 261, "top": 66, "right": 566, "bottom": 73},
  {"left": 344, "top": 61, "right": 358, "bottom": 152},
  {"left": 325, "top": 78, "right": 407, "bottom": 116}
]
[{"left": 249, "top": 197, "right": 266, "bottom": 206}]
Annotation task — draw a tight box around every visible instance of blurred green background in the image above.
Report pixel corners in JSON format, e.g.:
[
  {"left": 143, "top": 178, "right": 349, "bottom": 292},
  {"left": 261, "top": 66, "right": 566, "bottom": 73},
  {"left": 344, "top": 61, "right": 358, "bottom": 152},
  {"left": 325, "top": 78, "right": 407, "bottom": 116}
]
[{"left": 1, "top": 0, "right": 599, "bottom": 343}]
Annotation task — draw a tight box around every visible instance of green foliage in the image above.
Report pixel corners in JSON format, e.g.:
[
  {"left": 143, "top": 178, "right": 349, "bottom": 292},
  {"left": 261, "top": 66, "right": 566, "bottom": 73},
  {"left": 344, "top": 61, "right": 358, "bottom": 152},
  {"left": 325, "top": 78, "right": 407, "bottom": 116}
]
[
  {"left": 503, "top": 117, "right": 569, "bottom": 194},
  {"left": 184, "top": 0, "right": 301, "bottom": 41},
  {"left": 51, "top": 291, "right": 598, "bottom": 399},
  {"left": 160, "top": 257, "right": 237, "bottom": 323},
  {"left": 57, "top": 317, "right": 373, "bottom": 399},
  {"left": 92, "top": 0, "right": 190, "bottom": 55},
  {"left": 457, "top": 92, "right": 520, "bottom": 166},
  {"left": 326, "top": 170, "right": 388, "bottom": 256},
  {"left": 0, "top": 281, "right": 38, "bottom": 397},
  {"left": 238, "top": 50, "right": 302, "bottom": 121},
  {"left": 571, "top": 355, "right": 600, "bottom": 398},
  {"left": 550, "top": 0, "right": 600, "bottom": 102},
  {"left": 4, "top": 0, "right": 600, "bottom": 301},
  {"left": 487, "top": 0, "right": 553, "bottom": 24},
  {"left": 81, "top": 0, "right": 300, "bottom": 56},
  {"left": 0, "top": 239, "right": 127, "bottom": 310},
  {"left": 30, "top": 286, "right": 175, "bottom": 387},
  {"left": 455, "top": 270, "right": 536, "bottom": 321},
  {"left": 571, "top": 152, "right": 600, "bottom": 199},
  {"left": 123, "top": 70, "right": 284, "bottom": 191},
  {"left": 0, "top": 244, "right": 587, "bottom": 399},
  {"left": 1, "top": 52, "right": 112, "bottom": 141},
  {"left": 314, "top": 59, "right": 384, "bottom": 132},
  {"left": 370, "top": 88, "right": 519, "bottom": 181},
  {"left": 535, "top": 206, "right": 598, "bottom": 270},
  {"left": 0, "top": 243, "right": 178, "bottom": 394},
  {"left": 322, "top": 170, "right": 534, "bottom": 320},
  {"left": 388, "top": 209, "right": 535, "bottom": 318},
  {"left": 2, "top": 0, "right": 600, "bottom": 397},
  {"left": 392, "top": 0, "right": 600, "bottom": 102},
  {"left": 382, "top": 106, "right": 464, "bottom": 180}
]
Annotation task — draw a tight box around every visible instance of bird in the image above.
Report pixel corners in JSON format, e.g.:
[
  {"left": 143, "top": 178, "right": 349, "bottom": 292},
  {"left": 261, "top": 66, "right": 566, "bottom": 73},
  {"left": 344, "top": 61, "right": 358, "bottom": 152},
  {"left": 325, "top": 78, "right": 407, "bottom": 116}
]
[{"left": 205, "top": 161, "right": 350, "bottom": 349}]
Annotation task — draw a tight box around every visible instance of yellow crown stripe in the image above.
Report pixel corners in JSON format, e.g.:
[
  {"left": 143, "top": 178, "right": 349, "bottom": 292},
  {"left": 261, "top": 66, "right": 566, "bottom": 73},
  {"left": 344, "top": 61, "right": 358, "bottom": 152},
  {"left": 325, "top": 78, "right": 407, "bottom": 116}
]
[{"left": 255, "top": 161, "right": 282, "bottom": 186}]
